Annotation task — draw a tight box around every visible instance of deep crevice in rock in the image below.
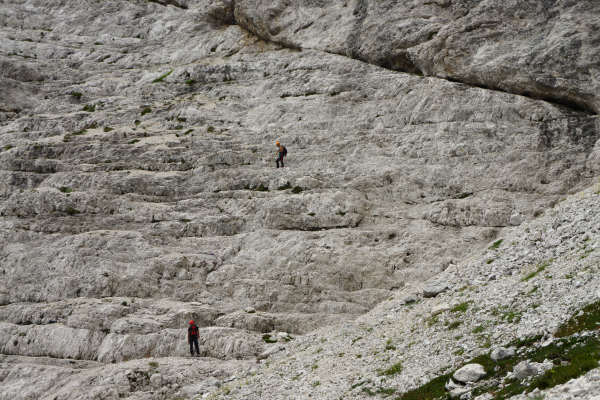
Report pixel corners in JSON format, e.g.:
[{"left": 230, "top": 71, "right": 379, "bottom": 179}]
[{"left": 147, "top": 0, "right": 188, "bottom": 10}]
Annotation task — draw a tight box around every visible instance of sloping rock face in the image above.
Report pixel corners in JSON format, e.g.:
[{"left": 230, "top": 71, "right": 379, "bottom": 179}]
[
  {"left": 235, "top": 0, "right": 600, "bottom": 113},
  {"left": 0, "top": 1, "right": 599, "bottom": 399}
]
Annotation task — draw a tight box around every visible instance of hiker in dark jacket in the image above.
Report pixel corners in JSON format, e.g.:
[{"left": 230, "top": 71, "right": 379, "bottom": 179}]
[
  {"left": 276, "top": 141, "right": 286, "bottom": 168},
  {"left": 188, "top": 320, "right": 200, "bottom": 356}
]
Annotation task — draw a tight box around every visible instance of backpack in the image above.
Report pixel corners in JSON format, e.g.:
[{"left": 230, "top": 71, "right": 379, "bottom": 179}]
[
  {"left": 282, "top": 146, "right": 287, "bottom": 157},
  {"left": 189, "top": 325, "right": 199, "bottom": 337}
]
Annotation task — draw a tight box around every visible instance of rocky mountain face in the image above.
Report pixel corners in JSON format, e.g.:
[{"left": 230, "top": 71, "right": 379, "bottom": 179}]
[{"left": 0, "top": 1, "right": 599, "bottom": 399}]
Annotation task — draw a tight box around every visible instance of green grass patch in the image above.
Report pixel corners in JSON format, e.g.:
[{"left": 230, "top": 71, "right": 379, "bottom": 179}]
[
  {"left": 82, "top": 104, "right": 95, "bottom": 112},
  {"left": 3, "top": 144, "right": 14, "bottom": 151},
  {"left": 140, "top": 107, "right": 152, "bottom": 116},
  {"left": 472, "top": 325, "right": 485, "bottom": 334},
  {"left": 128, "top": 139, "right": 140, "bottom": 144},
  {"left": 451, "top": 301, "right": 470, "bottom": 313},
  {"left": 489, "top": 239, "right": 503, "bottom": 249},
  {"left": 380, "top": 362, "right": 402, "bottom": 376},
  {"left": 522, "top": 260, "right": 552, "bottom": 281},
  {"left": 148, "top": 361, "right": 158, "bottom": 368},
  {"left": 103, "top": 127, "right": 113, "bottom": 132},
  {"left": 152, "top": 69, "right": 173, "bottom": 83},
  {"left": 69, "top": 91, "right": 82, "bottom": 99},
  {"left": 397, "top": 332, "right": 600, "bottom": 400},
  {"left": 291, "top": 186, "right": 304, "bottom": 194},
  {"left": 555, "top": 300, "right": 600, "bottom": 337},
  {"left": 59, "top": 186, "right": 72, "bottom": 193},
  {"left": 207, "top": 126, "right": 215, "bottom": 133},
  {"left": 351, "top": 336, "right": 362, "bottom": 345},
  {"left": 185, "top": 79, "right": 196, "bottom": 85},
  {"left": 262, "top": 334, "right": 277, "bottom": 343},
  {"left": 396, "top": 373, "right": 451, "bottom": 400}
]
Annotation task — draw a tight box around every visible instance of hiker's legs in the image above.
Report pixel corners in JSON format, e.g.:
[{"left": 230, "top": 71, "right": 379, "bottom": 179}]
[
  {"left": 189, "top": 340, "right": 194, "bottom": 355},
  {"left": 276, "top": 155, "right": 284, "bottom": 168},
  {"left": 192, "top": 337, "right": 199, "bottom": 355}
]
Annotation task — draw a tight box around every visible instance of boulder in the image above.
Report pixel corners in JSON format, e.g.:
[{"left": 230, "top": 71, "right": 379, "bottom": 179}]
[
  {"left": 490, "top": 347, "right": 516, "bottom": 361},
  {"left": 453, "top": 364, "right": 486, "bottom": 383}
]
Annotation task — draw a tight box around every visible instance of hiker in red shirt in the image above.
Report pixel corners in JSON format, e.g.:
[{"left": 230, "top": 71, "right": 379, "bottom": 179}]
[{"left": 188, "top": 320, "right": 200, "bottom": 356}]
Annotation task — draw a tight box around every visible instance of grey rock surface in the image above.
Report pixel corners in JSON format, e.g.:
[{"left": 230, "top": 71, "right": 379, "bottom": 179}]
[
  {"left": 235, "top": 0, "right": 600, "bottom": 114},
  {"left": 423, "top": 282, "right": 449, "bottom": 298}
]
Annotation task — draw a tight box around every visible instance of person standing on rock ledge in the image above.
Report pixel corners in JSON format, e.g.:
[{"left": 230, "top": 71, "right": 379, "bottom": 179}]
[
  {"left": 275, "top": 141, "right": 287, "bottom": 168},
  {"left": 188, "top": 320, "right": 200, "bottom": 357}
]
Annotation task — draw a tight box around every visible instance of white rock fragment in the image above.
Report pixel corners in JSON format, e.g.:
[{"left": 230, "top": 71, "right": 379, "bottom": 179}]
[
  {"left": 423, "top": 282, "right": 449, "bottom": 298},
  {"left": 490, "top": 346, "right": 515, "bottom": 361},
  {"left": 453, "top": 364, "right": 486, "bottom": 383}
]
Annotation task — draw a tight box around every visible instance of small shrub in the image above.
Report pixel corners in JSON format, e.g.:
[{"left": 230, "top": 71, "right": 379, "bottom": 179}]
[
  {"left": 148, "top": 361, "right": 158, "bottom": 368},
  {"left": 183, "top": 129, "right": 193, "bottom": 135},
  {"left": 3, "top": 144, "right": 13, "bottom": 151},
  {"left": 69, "top": 91, "right": 82, "bottom": 99},
  {"left": 121, "top": 301, "right": 128, "bottom": 306},
  {"left": 278, "top": 182, "right": 292, "bottom": 190},
  {"left": 140, "top": 107, "right": 151, "bottom": 116},
  {"left": 177, "top": 117, "right": 187, "bottom": 122},
  {"left": 207, "top": 126, "right": 215, "bottom": 133},
  {"left": 134, "top": 120, "right": 141, "bottom": 126},
  {"left": 291, "top": 186, "right": 303, "bottom": 194},
  {"left": 103, "top": 127, "right": 113, "bottom": 132},
  {"left": 65, "top": 206, "right": 80, "bottom": 215},
  {"left": 59, "top": 186, "right": 72, "bottom": 193},
  {"left": 447, "top": 321, "right": 461, "bottom": 330},
  {"left": 129, "top": 139, "right": 140, "bottom": 144},
  {"left": 185, "top": 79, "right": 196, "bottom": 85},
  {"left": 385, "top": 338, "right": 396, "bottom": 351},
  {"left": 82, "top": 104, "right": 96, "bottom": 112}
]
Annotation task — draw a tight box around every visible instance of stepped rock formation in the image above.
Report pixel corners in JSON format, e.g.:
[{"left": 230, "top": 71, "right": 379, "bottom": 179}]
[{"left": 0, "top": 1, "right": 599, "bottom": 399}]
